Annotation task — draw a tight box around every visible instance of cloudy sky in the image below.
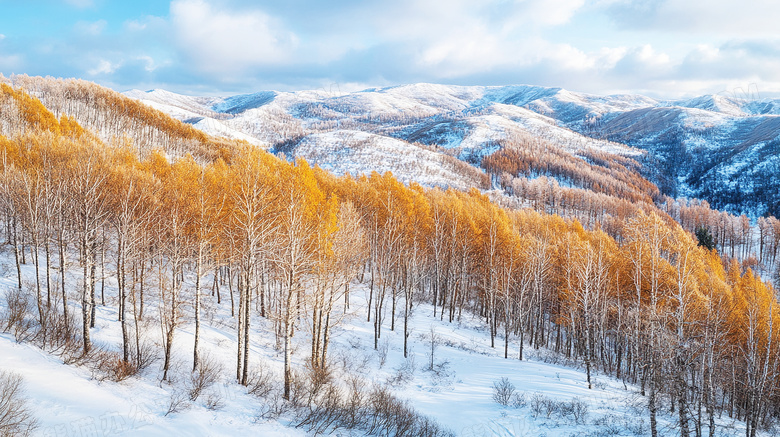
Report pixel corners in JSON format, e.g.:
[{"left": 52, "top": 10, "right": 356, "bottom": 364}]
[{"left": 1, "top": 0, "right": 778, "bottom": 98}]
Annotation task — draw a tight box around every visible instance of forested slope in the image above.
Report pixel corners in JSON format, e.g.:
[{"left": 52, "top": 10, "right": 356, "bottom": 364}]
[
  {"left": 121, "top": 77, "right": 780, "bottom": 284},
  {"left": 0, "top": 81, "right": 778, "bottom": 436}
]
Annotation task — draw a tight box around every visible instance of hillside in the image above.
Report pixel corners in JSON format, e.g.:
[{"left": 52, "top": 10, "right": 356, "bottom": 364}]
[
  {"left": 124, "top": 84, "right": 644, "bottom": 189},
  {"left": 0, "top": 268, "right": 762, "bottom": 437},
  {"left": 124, "top": 79, "right": 780, "bottom": 282},
  {"left": 125, "top": 83, "right": 780, "bottom": 219},
  {"left": 0, "top": 78, "right": 778, "bottom": 437}
]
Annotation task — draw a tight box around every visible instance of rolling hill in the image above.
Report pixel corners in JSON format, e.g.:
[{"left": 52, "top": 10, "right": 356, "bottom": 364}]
[
  {"left": 126, "top": 84, "right": 780, "bottom": 218},
  {"left": 0, "top": 74, "right": 778, "bottom": 437}
]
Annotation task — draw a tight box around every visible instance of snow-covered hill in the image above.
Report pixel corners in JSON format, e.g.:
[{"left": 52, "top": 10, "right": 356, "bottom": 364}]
[
  {"left": 0, "top": 78, "right": 772, "bottom": 437},
  {"left": 0, "top": 254, "right": 763, "bottom": 436},
  {"left": 124, "top": 85, "right": 642, "bottom": 194},
  {"left": 125, "top": 84, "right": 780, "bottom": 217}
]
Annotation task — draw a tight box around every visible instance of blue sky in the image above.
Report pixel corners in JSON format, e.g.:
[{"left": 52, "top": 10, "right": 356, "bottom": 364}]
[{"left": 1, "top": 0, "right": 779, "bottom": 97}]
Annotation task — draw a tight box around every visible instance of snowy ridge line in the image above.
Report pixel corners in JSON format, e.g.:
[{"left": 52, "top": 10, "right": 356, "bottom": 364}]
[{"left": 124, "top": 82, "right": 780, "bottom": 219}]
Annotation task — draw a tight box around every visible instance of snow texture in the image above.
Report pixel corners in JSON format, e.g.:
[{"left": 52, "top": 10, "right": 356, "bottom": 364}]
[{"left": 0, "top": 251, "right": 765, "bottom": 436}]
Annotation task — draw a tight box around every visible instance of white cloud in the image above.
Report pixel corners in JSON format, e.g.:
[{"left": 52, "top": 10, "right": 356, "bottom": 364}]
[
  {"left": 664, "top": 0, "right": 780, "bottom": 35},
  {"left": 687, "top": 44, "right": 720, "bottom": 63},
  {"left": 136, "top": 55, "right": 157, "bottom": 72},
  {"left": 125, "top": 21, "right": 147, "bottom": 32},
  {"left": 123, "top": 15, "right": 167, "bottom": 33},
  {"left": 600, "top": 0, "right": 780, "bottom": 36},
  {"left": 632, "top": 44, "right": 670, "bottom": 67},
  {"left": 88, "top": 59, "right": 119, "bottom": 76},
  {"left": 675, "top": 39, "right": 780, "bottom": 88},
  {"left": 75, "top": 20, "right": 107, "bottom": 36},
  {"left": 170, "top": 0, "right": 297, "bottom": 76},
  {"left": 512, "top": 0, "right": 586, "bottom": 27},
  {"left": 8, "top": 0, "right": 780, "bottom": 98},
  {"left": 374, "top": 0, "right": 584, "bottom": 45},
  {"left": 353, "top": 0, "right": 592, "bottom": 80},
  {"left": 595, "top": 47, "right": 629, "bottom": 70},
  {"left": 0, "top": 54, "right": 22, "bottom": 70}
]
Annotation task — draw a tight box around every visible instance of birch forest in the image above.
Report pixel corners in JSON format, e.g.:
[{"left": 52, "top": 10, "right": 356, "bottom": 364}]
[{"left": 2, "top": 77, "right": 780, "bottom": 437}]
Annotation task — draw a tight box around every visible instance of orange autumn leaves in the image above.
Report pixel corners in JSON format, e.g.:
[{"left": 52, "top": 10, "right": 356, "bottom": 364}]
[{"left": 1, "top": 85, "right": 779, "bottom": 424}]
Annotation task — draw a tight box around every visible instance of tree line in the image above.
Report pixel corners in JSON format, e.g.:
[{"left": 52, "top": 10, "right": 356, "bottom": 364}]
[{"left": 482, "top": 134, "right": 780, "bottom": 291}]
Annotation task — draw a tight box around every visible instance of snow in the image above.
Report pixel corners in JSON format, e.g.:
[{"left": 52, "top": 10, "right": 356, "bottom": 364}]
[
  {"left": 0, "top": 333, "right": 305, "bottom": 437},
  {"left": 352, "top": 307, "right": 633, "bottom": 436},
  {"left": 190, "top": 118, "right": 267, "bottom": 147},
  {"left": 210, "top": 91, "right": 277, "bottom": 114},
  {"left": 128, "top": 98, "right": 206, "bottom": 121},
  {"left": 0, "top": 250, "right": 765, "bottom": 436},
  {"left": 123, "top": 89, "right": 218, "bottom": 117},
  {"left": 122, "top": 83, "right": 653, "bottom": 173},
  {"left": 121, "top": 83, "right": 780, "bottom": 217},
  {"left": 674, "top": 95, "right": 747, "bottom": 117},
  {"left": 3, "top": 329, "right": 265, "bottom": 437},
  {"left": 293, "top": 130, "right": 479, "bottom": 190}
]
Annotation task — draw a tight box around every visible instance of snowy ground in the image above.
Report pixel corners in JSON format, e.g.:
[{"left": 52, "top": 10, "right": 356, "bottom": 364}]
[{"left": 0, "top": 252, "right": 763, "bottom": 436}]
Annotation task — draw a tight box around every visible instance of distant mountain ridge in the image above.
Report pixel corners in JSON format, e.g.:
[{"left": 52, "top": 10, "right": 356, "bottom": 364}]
[{"left": 125, "top": 83, "right": 780, "bottom": 217}]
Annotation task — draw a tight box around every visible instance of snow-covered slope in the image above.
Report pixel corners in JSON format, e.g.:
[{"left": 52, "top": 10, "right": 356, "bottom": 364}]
[
  {"left": 0, "top": 254, "right": 763, "bottom": 436},
  {"left": 292, "top": 130, "right": 485, "bottom": 189},
  {"left": 125, "top": 83, "right": 780, "bottom": 217},
  {"left": 124, "top": 84, "right": 643, "bottom": 194}
]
